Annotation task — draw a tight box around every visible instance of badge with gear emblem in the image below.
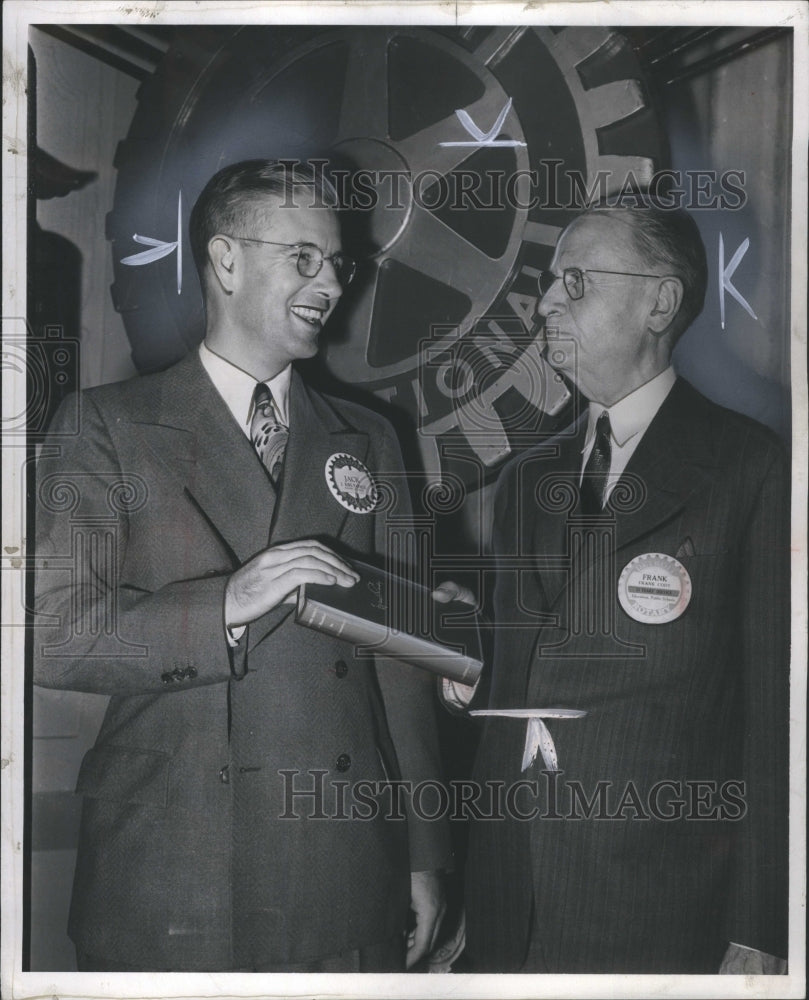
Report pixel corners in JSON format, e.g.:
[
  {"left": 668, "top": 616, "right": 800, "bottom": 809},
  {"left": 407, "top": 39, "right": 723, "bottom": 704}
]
[
  {"left": 618, "top": 553, "right": 692, "bottom": 624},
  {"left": 325, "top": 453, "right": 378, "bottom": 513}
]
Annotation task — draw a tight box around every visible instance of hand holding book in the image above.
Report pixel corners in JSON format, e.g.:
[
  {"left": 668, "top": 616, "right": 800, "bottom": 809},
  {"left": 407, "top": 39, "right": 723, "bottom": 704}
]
[{"left": 296, "top": 561, "right": 483, "bottom": 684}]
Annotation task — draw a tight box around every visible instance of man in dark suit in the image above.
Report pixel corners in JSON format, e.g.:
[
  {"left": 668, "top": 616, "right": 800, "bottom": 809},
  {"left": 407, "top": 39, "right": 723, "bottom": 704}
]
[
  {"left": 33, "top": 159, "right": 451, "bottom": 972},
  {"left": 454, "top": 204, "right": 789, "bottom": 974}
]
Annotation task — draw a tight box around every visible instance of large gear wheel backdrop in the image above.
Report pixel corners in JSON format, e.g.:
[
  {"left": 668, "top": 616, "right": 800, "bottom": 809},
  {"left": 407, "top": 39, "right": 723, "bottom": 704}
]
[{"left": 108, "top": 25, "right": 667, "bottom": 486}]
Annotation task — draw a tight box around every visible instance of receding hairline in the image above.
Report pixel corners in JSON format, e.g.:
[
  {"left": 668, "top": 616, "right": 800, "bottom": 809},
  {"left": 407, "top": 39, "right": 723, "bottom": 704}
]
[
  {"left": 202, "top": 190, "right": 340, "bottom": 267},
  {"left": 556, "top": 211, "right": 645, "bottom": 266},
  {"left": 214, "top": 189, "right": 337, "bottom": 230},
  {"left": 569, "top": 208, "right": 648, "bottom": 243}
]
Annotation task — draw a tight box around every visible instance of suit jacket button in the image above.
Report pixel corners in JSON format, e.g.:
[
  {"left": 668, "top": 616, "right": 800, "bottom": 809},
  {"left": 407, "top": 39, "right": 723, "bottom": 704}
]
[
  {"left": 336, "top": 753, "right": 351, "bottom": 772},
  {"left": 335, "top": 660, "right": 349, "bottom": 678},
  {"left": 161, "top": 672, "right": 173, "bottom": 685},
  {"left": 187, "top": 667, "right": 198, "bottom": 679},
  {"left": 219, "top": 765, "right": 230, "bottom": 784}
]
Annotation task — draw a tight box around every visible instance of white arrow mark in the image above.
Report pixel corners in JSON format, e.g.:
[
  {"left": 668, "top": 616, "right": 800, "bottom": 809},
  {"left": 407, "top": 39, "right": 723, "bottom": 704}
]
[
  {"left": 121, "top": 190, "right": 183, "bottom": 295},
  {"left": 719, "top": 232, "right": 757, "bottom": 330},
  {"left": 439, "top": 96, "right": 527, "bottom": 148}
]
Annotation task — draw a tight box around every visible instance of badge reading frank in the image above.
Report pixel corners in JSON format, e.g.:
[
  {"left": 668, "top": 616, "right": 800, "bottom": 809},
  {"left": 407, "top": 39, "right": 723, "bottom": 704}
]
[
  {"left": 618, "top": 552, "right": 692, "bottom": 624},
  {"left": 325, "top": 453, "right": 378, "bottom": 514}
]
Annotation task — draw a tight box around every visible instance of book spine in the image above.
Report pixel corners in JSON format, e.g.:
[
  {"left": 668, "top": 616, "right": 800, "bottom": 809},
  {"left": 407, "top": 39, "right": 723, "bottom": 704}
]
[
  {"left": 298, "top": 600, "right": 482, "bottom": 685},
  {"left": 297, "top": 602, "right": 379, "bottom": 644}
]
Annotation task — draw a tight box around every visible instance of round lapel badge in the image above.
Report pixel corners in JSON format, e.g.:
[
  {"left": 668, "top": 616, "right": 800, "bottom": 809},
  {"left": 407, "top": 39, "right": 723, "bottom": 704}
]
[
  {"left": 325, "top": 453, "right": 378, "bottom": 514},
  {"left": 618, "top": 552, "right": 692, "bottom": 624}
]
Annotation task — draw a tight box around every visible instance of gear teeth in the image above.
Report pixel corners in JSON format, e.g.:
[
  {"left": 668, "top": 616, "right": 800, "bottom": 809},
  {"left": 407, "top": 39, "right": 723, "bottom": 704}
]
[
  {"left": 595, "top": 155, "right": 656, "bottom": 186},
  {"left": 522, "top": 222, "right": 564, "bottom": 248},
  {"left": 474, "top": 26, "right": 527, "bottom": 67},
  {"left": 534, "top": 26, "right": 660, "bottom": 195},
  {"left": 547, "top": 26, "right": 615, "bottom": 65},
  {"left": 585, "top": 80, "right": 646, "bottom": 129}
]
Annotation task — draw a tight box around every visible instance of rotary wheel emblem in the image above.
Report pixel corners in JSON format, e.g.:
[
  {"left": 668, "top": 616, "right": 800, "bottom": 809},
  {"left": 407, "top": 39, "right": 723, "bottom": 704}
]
[{"left": 109, "top": 25, "right": 666, "bottom": 489}]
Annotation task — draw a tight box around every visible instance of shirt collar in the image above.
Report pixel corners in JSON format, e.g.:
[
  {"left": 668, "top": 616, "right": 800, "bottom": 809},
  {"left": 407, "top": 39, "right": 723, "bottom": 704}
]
[
  {"left": 199, "top": 341, "right": 291, "bottom": 431},
  {"left": 583, "top": 367, "right": 676, "bottom": 452}
]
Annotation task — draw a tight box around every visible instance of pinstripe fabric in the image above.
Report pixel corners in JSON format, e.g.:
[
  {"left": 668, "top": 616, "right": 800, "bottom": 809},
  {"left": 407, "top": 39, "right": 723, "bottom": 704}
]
[{"left": 465, "top": 379, "right": 789, "bottom": 973}]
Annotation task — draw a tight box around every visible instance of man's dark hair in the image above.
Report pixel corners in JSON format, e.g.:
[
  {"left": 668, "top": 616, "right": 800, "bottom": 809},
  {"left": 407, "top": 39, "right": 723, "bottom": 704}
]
[
  {"left": 586, "top": 201, "right": 708, "bottom": 340},
  {"left": 189, "top": 159, "right": 339, "bottom": 293}
]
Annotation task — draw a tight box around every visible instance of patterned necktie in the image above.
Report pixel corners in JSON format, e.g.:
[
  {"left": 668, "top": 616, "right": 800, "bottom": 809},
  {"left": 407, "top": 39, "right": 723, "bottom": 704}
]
[
  {"left": 580, "top": 411, "right": 612, "bottom": 514},
  {"left": 250, "top": 383, "right": 288, "bottom": 484}
]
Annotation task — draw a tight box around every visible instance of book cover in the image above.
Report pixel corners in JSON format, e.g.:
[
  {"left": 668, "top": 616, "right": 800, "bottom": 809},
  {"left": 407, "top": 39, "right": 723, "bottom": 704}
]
[{"left": 295, "top": 560, "right": 483, "bottom": 685}]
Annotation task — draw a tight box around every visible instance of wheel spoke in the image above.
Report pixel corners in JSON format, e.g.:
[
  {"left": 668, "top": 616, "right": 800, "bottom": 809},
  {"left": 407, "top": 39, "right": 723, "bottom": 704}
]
[
  {"left": 472, "top": 26, "right": 528, "bottom": 69},
  {"left": 336, "top": 28, "right": 392, "bottom": 139},
  {"left": 387, "top": 204, "right": 498, "bottom": 302},
  {"left": 396, "top": 78, "right": 521, "bottom": 179}
]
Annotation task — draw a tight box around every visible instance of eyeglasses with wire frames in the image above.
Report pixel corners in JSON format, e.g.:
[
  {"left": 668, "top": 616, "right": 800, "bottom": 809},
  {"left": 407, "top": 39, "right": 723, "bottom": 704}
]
[
  {"left": 224, "top": 235, "right": 357, "bottom": 287},
  {"left": 537, "top": 267, "right": 668, "bottom": 302}
]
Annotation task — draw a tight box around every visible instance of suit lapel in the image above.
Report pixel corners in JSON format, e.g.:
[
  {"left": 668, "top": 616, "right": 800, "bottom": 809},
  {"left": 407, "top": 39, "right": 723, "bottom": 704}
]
[
  {"left": 612, "top": 378, "right": 718, "bottom": 555},
  {"left": 529, "top": 416, "right": 588, "bottom": 609},
  {"left": 534, "top": 379, "right": 718, "bottom": 610},
  {"left": 132, "top": 352, "right": 277, "bottom": 565},
  {"left": 269, "top": 370, "right": 370, "bottom": 545}
]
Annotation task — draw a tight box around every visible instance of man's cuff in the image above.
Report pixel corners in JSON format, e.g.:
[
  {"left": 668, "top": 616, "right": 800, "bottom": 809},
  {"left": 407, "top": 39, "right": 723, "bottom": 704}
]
[
  {"left": 223, "top": 605, "right": 248, "bottom": 678},
  {"left": 440, "top": 676, "right": 479, "bottom": 713},
  {"left": 226, "top": 623, "right": 246, "bottom": 647}
]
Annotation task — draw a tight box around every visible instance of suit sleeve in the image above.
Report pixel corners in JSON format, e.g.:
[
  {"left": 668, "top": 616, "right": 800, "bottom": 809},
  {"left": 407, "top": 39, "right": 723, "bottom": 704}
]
[
  {"left": 723, "top": 442, "right": 790, "bottom": 958},
  {"left": 370, "top": 421, "right": 454, "bottom": 874},
  {"left": 33, "top": 393, "right": 243, "bottom": 695},
  {"left": 466, "top": 454, "right": 520, "bottom": 714}
]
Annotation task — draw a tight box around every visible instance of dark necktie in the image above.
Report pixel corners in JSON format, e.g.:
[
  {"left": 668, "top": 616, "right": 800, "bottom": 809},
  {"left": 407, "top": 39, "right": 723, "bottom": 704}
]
[
  {"left": 580, "top": 411, "right": 612, "bottom": 514},
  {"left": 250, "top": 383, "right": 288, "bottom": 484}
]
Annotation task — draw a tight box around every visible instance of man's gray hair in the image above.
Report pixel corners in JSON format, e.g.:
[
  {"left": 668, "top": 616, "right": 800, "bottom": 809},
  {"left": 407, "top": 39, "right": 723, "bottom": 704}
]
[{"left": 586, "top": 202, "right": 708, "bottom": 340}]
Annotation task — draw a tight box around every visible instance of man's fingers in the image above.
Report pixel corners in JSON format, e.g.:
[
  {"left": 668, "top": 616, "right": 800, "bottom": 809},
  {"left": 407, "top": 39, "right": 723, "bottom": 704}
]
[
  {"left": 431, "top": 580, "right": 477, "bottom": 606},
  {"left": 225, "top": 542, "right": 359, "bottom": 625},
  {"left": 406, "top": 870, "right": 445, "bottom": 969},
  {"left": 405, "top": 904, "right": 445, "bottom": 968},
  {"left": 429, "top": 900, "right": 446, "bottom": 952},
  {"left": 257, "top": 546, "right": 359, "bottom": 587},
  {"left": 269, "top": 565, "right": 358, "bottom": 609},
  {"left": 276, "top": 564, "right": 356, "bottom": 592},
  {"left": 406, "top": 921, "right": 431, "bottom": 969}
]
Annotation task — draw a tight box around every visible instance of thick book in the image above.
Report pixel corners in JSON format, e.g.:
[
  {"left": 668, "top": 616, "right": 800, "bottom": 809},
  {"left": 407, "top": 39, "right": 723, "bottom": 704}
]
[{"left": 295, "top": 560, "right": 483, "bottom": 684}]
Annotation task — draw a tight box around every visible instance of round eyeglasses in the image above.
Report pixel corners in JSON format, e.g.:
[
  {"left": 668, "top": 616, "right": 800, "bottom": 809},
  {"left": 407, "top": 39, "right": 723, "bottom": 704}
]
[
  {"left": 226, "top": 235, "right": 357, "bottom": 287},
  {"left": 537, "top": 267, "right": 667, "bottom": 301}
]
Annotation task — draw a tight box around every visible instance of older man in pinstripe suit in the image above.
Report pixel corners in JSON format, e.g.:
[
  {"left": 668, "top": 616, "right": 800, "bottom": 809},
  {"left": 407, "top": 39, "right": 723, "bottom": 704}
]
[{"left": 456, "top": 204, "right": 789, "bottom": 974}]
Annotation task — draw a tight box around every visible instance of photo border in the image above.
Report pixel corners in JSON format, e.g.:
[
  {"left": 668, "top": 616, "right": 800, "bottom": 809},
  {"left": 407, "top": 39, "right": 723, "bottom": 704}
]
[{"left": 2, "top": 3, "right": 806, "bottom": 998}]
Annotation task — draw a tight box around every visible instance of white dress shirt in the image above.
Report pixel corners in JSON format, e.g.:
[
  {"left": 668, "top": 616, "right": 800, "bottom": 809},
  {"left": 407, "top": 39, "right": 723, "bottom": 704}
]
[
  {"left": 581, "top": 367, "right": 676, "bottom": 501},
  {"left": 199, "top": 340, "right": 291, "bottom": 432}
]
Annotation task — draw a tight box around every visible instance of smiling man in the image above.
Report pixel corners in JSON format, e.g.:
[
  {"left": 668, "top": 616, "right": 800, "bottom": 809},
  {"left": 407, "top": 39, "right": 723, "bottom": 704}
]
[
  {"left": 461, "top": 203, "right": 789, "bottom": 974},
  {"left": 33, "top": 160, "right": 450, "bottom": 972}
]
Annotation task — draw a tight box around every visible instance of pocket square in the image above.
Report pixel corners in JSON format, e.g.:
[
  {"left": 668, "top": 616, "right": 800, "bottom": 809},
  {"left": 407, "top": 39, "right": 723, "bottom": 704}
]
[{"left": 675, "top": 536, "right": 696, "bottom": 558}]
